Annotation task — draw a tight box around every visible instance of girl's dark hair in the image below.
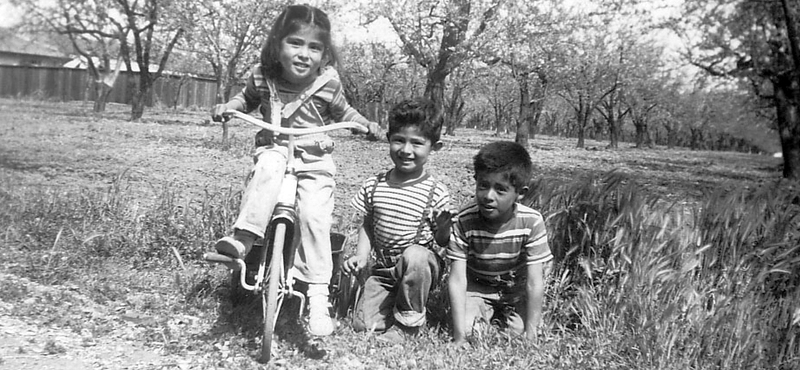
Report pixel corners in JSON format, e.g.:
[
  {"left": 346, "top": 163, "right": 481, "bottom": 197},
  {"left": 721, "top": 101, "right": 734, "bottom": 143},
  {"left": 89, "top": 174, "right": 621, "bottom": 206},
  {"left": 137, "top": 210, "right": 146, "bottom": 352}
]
[
  {"left": 473, "top": 141, "right": 533, "bottom": 192},
  {"left": 260, "top": 4, "right": 338, "bottom": 79},
  {"left": 387, "top": 98, "right": 444, "bottom": 143}
]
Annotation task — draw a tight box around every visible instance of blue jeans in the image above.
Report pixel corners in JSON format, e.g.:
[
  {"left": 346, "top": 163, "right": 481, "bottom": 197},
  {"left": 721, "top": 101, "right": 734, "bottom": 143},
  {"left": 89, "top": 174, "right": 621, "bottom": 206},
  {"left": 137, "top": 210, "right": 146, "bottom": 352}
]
[
  {"left": 352, "top": 245, "right": 441, "bottom": 331},
  {"left": 464, "top": 280, "right": 527, "bottom": 335}
]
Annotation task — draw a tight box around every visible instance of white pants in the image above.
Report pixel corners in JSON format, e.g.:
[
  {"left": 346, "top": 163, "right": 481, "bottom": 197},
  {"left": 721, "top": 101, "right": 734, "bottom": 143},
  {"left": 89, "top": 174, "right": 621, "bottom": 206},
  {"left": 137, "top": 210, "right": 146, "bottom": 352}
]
[{"left": 234, "top": 144, "right": 336, "bottom": 286}]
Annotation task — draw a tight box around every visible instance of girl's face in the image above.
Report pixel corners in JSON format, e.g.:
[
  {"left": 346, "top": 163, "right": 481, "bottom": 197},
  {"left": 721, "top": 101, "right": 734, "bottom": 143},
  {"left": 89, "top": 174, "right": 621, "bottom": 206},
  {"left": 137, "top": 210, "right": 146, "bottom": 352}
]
[{"left": 279, "top": 25, "right": 326, "bottom": 86}]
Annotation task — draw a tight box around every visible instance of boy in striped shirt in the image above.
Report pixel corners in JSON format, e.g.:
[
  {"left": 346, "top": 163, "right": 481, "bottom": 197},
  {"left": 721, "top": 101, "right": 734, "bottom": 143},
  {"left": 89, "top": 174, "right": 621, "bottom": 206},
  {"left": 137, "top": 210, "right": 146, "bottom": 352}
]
[
  {"left": 448, "top": 141, "right": 552, "bottom": 344},
  {"left": 343, "top": 98, "right": 453, "bottom": 338}
]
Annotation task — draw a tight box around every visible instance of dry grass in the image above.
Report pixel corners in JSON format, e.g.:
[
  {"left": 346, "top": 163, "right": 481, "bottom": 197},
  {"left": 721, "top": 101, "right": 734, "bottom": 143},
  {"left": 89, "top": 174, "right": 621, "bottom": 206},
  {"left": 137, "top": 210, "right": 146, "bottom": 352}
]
[{"left": 0, "top": 98, "right": 797, "bottom": 369}]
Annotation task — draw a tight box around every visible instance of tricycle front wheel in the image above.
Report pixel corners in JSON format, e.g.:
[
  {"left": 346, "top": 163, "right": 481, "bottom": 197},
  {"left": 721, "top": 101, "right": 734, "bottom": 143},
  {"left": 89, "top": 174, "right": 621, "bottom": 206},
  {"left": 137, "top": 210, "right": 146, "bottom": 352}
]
[{"left": 260, "top": 223, "right": 287, "bottom": 363}]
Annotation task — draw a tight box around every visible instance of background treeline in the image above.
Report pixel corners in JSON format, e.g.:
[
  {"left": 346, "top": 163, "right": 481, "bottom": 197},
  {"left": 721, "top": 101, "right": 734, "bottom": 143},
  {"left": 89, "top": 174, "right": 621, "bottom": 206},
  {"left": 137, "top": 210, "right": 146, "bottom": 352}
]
[{"left": 6, "top": 0, "right": 786, "bottom": 157}]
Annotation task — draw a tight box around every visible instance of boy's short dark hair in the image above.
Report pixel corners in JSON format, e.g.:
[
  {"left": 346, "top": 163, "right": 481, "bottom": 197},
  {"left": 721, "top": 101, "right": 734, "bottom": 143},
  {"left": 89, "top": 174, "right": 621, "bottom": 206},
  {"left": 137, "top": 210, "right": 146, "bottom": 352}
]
[
  {"left": 473, "top": 141, "right": 533, "bottom": 192},
  {"left": 387, "top": 98, "right": 443, "bottom": 143}
]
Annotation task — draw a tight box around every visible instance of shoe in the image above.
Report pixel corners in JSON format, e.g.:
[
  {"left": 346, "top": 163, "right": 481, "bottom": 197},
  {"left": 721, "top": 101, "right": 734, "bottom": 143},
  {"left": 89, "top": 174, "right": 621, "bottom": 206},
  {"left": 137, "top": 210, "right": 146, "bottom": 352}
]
[
  {"left": 307, "top": 295, "right": 335, "bottom": 336},
  {"left": 376, "top": 326, "right": 405, "bottom": 343},
  {"left": 215, "top": 236, "right": 246, "bottom": 259},
  {"left": 376, "top": 324, "right": 420, "bottom": 343}
]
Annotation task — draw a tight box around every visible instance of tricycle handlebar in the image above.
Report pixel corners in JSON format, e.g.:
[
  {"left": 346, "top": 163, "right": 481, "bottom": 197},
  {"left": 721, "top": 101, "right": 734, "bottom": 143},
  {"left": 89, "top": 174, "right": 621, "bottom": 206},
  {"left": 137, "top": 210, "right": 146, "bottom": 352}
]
[{"left": 225, "top": 110, "right": 368, "bottom": 136}]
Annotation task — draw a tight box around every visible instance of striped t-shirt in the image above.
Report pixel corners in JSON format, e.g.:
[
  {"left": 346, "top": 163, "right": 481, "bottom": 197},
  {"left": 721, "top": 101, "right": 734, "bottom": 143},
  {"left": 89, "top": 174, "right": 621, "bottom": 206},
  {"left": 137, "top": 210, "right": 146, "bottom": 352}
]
[
  {"left": 351, "top": 171, "right": 450, "bottom": 258},
  {"left": 232, "top": 65, "right": 371, "bottom": 131},
  {"left": 447, "top": 201, "right": 552, "bottom": 288}
]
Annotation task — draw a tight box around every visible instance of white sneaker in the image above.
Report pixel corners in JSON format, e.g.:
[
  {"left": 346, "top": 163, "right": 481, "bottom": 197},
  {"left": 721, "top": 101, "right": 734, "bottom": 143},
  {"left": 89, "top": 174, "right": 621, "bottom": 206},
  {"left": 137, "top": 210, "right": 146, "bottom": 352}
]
[{"left": 307, "top": 295, "right": 335, "bottom": 336}]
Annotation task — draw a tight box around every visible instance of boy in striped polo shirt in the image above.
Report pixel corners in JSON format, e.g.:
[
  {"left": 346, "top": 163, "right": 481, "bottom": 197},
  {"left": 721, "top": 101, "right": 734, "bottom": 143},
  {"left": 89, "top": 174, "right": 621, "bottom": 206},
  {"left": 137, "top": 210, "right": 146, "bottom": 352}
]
[
  {"left": 343, "top": 98, "right": 453, "bottom": 338},
  {"left": 448, "top": 141, "right": 552, "bottom": 344}
]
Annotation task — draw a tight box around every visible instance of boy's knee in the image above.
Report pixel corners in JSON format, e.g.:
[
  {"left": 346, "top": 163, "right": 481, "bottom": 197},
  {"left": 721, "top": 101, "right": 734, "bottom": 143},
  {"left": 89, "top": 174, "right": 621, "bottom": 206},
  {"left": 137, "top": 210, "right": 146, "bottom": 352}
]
[{"left": 401, "top": 245, "right": 432, "bottom": 265}]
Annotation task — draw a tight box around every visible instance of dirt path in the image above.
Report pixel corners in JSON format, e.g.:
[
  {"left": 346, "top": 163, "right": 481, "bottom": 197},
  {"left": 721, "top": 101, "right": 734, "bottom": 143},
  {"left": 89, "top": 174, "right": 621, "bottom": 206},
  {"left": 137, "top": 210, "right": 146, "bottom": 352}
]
[{"left": 0, "top": 273, "right": 176, "bottom": 370}]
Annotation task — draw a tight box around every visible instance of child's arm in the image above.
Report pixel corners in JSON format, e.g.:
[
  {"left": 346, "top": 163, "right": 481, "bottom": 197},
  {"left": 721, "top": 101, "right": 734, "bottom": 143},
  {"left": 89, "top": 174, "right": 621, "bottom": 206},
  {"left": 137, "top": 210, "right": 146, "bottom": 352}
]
[
  {"left": 524, "top": 262, "right": 546, "bottom": 340},
  {"left": 342, "top": 218, "right": 372, "bottom": 275},
  {"left": 431, "top": 209, "right": 454, "bottom": 247},
  {"left": 448, "top": 259, "right": 468, "bottom": 344},
  {"left": 211, "top": 66, "right": 262, "bottom": 121}
]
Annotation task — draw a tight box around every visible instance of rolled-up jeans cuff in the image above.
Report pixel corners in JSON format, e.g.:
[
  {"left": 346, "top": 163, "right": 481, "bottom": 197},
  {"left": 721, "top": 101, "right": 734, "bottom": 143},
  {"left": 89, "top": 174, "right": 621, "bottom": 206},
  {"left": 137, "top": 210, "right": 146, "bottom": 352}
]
[
  {"left": 393, "top": 307, "right": 426, "bottom": 327},
  {"left": 232, "top": 224, "right": 265, "bottom": 239}
]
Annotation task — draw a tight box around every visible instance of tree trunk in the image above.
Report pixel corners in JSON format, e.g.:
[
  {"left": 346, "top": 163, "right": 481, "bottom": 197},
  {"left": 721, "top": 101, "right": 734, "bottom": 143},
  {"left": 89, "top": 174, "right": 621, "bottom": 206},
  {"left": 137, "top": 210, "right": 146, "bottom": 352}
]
[
  {"left": 131, "top": 92, "right": 147, "bottom": 120},
  {"left": 607, "top": 114, "right": 619, "bottom": 149},
  {"left": 494, "top": 110, "right": 504, "bottom": 136},
  {"left": 515, "top": 73, "right": 531, "bottom": 147},
  {"left": 774, "top": 73, "right": 800, "bottom": 179},
  {"left": 530, "top": 107, "right": 541, "bottom": 139},
  {"left": 130, "top": 73, "right": 153, "bottom": 121},
  {"left": 576, "top": 107, "right": 589, "bottom": 149},
  {"left": 633, "top": 120, "right": 652, "bottom": 148},
  {"left": 425, "top": 74, "right": 451, "bottom": 134},
  {"left": 446, "top": 80, "right": 465, "bottom": 136},
  {"left": 93, "top": 82, "right": 112, "bottom": 112}
]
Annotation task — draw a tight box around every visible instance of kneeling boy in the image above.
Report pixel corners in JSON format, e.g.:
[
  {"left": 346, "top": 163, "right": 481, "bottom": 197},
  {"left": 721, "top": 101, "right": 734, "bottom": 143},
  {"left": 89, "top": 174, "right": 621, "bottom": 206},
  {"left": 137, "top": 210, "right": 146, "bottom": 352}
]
[
  {"left": 343, "top": 98, "right": 453, "bottom": 335},
  {"left": 448, "top": 141, "right": 552, "bottom": 343}
]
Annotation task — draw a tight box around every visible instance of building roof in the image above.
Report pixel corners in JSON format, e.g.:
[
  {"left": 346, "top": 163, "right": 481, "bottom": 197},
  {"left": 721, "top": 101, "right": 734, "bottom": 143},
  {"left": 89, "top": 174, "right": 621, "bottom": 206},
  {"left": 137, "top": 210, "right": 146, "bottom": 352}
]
[{"left": 0, "top": 28, "right": 71, "bottom": 59}]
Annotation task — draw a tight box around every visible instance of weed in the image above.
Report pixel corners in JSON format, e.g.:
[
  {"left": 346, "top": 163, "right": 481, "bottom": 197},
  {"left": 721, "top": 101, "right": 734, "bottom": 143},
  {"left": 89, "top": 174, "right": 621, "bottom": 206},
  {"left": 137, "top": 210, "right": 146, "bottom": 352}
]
[{"left": 43, "top": 339, "right": 66, "bottom": 355}]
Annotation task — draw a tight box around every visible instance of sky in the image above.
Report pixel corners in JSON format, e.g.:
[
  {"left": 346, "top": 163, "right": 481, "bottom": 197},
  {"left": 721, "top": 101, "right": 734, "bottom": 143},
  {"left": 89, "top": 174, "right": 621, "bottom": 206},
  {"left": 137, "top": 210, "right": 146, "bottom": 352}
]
[{"left": 0, "top": 0, "right": 23, "bottom": 27}]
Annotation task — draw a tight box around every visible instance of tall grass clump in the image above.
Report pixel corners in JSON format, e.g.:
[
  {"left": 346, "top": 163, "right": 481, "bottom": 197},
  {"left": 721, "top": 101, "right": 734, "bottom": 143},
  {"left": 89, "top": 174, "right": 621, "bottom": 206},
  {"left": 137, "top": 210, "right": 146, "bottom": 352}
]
[
  {"left": 0, "top": 174, "right": 240, "bottom": 284},
  {"left": 524, "top": 171, "right": 799, "bottom": 369}
]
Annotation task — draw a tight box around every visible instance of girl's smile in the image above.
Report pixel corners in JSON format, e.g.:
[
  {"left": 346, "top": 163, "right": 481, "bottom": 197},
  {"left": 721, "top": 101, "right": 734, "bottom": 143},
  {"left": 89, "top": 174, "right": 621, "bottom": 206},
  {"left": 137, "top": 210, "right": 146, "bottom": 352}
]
[{"left": 279, "top": 25, "right": 325, "bottom": 86}]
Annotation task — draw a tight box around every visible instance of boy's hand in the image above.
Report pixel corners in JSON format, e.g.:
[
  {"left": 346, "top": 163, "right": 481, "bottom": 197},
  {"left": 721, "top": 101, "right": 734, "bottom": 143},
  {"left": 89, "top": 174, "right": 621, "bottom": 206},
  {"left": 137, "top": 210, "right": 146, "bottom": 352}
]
[
  {"left": 210, "top": 104, "right": 231, "bottom": 122},
  {"left": 343, "top": 254, "right": 368, "bottom": 275},
  {"left": 430, "top": 208, "right": 456, "bottom": 230},
  {"left": 364, "top": 121, "right": 382, "bottom": 141}
]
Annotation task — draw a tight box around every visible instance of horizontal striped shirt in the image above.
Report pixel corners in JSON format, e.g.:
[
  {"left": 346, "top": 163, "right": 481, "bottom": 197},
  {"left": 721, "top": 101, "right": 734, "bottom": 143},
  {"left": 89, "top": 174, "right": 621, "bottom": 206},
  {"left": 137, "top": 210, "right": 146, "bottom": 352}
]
[
  {"left": 351, "top": 171, "right": 450, "bottom": 253},
  {"left": 232, "top": 65, "right": 371, "bottom": 133},
  {"left": 448, "top": 201, "right": 552, "bottom": 288}
]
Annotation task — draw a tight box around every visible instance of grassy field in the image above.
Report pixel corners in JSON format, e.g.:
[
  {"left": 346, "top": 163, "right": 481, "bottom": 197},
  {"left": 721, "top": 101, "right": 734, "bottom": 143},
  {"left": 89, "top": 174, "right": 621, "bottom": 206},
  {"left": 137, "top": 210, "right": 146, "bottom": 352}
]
[{"left": 0, "top": 98, "right": 797, "bottom": 369}]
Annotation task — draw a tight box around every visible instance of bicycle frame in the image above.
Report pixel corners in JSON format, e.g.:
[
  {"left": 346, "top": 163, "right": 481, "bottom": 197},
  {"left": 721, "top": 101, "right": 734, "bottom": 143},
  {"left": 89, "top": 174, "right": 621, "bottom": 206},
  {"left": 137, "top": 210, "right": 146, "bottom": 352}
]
[{"left": 204, "top": 110, "right": 367, "bottom": 362}]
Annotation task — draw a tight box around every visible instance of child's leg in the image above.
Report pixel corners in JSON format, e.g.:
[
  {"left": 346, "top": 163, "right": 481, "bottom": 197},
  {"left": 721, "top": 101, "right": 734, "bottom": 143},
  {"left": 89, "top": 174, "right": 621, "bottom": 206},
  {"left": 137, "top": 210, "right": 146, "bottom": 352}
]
[
  {"left": 352, "top": 268, "right": 396, "bottom": 332},
  {"left": 292, "top": 168, "right": 336, "bottom": 336},
  {"left": 464, "top": 283, "right": 499, "bottom": 334},
  {"left": 218, "top": 146, "right": 286, "bottom": 258},
  {"left": 291, "top": 169, "right": 335, "bottom": 285},
  {"left": 506, "top": 292, "right": 528, "bottom": 335},
  {"left": 392, "top": 245, "right": 441, "bottom": 328}
]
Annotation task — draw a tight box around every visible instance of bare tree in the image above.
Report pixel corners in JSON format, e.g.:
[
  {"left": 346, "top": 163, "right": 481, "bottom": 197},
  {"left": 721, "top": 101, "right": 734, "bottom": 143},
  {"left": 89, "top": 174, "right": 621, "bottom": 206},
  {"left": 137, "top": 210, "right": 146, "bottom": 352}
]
[
  {"left": 339, "top": 42, "right": 410, "bottom": 126},
  {"left": 364, "top": 0, "right": 502, "bottom": 135},
  {"left": 14, "top": 0, "right": 126, "bottom": 112},
  {"left": 177, "top": 0, "right": 288, "bottom": 104},
  {"left": 487, "top": 0, "right": 574, "bottom": 147},
  {"left": 677, "top": 0, "right": 800, "bottom": 178},
  {"left": 555, "top": 31, "right": 618, "bottom": 148}
]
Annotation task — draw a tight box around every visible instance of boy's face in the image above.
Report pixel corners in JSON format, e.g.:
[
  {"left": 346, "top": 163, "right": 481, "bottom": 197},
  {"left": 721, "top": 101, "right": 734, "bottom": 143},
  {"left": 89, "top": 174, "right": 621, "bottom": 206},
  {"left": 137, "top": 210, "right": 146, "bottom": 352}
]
[
  {"left": 279, "top": 25, "right": 325, "bottom": 86},
  {"left": 474, "top": 171, "right": 525, "bottom": 225},
  {"left": 387, "top": 126, "right": 442, "bottom": 181}
]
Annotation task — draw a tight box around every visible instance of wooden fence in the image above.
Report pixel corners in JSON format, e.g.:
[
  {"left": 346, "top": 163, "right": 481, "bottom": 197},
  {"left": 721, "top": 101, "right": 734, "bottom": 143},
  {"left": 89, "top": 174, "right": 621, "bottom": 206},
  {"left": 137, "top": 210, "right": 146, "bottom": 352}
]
[{"left": 0, "top": 65, "right": 219, "bottom": 108}]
